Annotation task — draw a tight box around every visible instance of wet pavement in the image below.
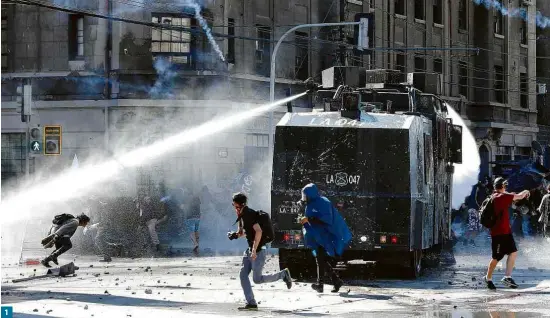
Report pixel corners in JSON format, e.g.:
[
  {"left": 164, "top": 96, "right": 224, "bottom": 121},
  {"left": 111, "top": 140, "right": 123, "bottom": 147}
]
[{"left": 1, "top": 237, "right": 550, "bottom": 317}]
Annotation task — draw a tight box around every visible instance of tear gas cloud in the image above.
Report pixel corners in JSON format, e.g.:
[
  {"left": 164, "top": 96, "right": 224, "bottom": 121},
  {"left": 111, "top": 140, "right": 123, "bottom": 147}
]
[
  {"left": 473, "top": 0, "right": 550, "bottom": 29},
  {"left": 446, "top": 105, "right": 480, "bottom": 209},
  {"left": 0, "top": 91, "right": 306, "bottom": 259}
]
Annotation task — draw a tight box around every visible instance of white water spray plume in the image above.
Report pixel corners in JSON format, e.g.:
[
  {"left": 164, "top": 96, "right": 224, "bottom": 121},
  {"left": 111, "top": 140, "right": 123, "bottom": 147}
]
[
  {"left": 0, "top": 93, "right": 306, "bottom": 224},
  {"left": 446, "top": 105, "right": 480, "bottom": 209},
  {"left": 473, "top": 0, "right": 550, "bottom": 28}
]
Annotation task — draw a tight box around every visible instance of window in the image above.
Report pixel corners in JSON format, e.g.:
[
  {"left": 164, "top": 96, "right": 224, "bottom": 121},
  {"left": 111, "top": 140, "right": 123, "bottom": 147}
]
[
  {"left": 494, "top": 65, "right": 505, "bottom": 103},
  {"left": 520, "top": 72, "right": 528, "bottom": 108},
  {"left": 69, "top": 15, "right": 84, "bottom": 60},
  {"left": 434, "top": 58, "right": 443, "bottom": 74},
  {"left": 1, "top": 8, "right": 7, "bottom": 71},
  {"left": 227, "top": 18, "right": 235, "bottom": 63},
  {"left": 458, "top": 61, "right": 468, "bottom": 97},
  {"left": 495, "top": 146, "right": 512, "bottom": 162},
  {"left": 458, "top": 0, "right": 467, "bottom": 30},
  {"left": 520, "top": 6, "right": 527, "bottom": 45},
  {"left": 395, "top": 51, "right": 406, "bottom": 74},
  {"left": 1, "top": 133, "right": 35, "bottom": 191},
  {"left": 514, "top": 147, "right": 531, "bottom": 161},
  {"left": 394, "top": 0, "right": 405, "bottom": 15},
  {"left": 415, "top": 56, "right": 425, "bottom": 72},
  {"left": 255, "top": 25, "right": 271, "bottom": 76},
  {"left": 433, "top": 0, "right": 442, "bottom": 25},
  {"left": 370, "top": 0, "right": 375, "bottom": 9},
  {"left": 151, "top": 15, "right": 192, "bottom": 67},
  {"left": 415, "top": 0, "right": 425, "bottom": 20},
  {"left": 295, "top": 31, "right": 309, "bottom": 80},
  {"left": 246, "top": 134, "right": 269, "bottom": 148},
  {"left": 494, "top": 9, "right": 503, "bottom": 35}
]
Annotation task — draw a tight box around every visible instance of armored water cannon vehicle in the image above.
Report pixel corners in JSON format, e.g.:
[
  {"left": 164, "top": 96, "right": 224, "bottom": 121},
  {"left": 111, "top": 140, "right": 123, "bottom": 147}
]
[{"left": 271, "top": 68, "right": 463, "bottom": 278}]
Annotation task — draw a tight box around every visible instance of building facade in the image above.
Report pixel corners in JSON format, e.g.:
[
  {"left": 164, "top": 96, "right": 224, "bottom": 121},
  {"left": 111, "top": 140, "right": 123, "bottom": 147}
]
[
  {"left": 537, "top": 0, "right": 550, "bottom": 167},
  {"left": 1, "top": 0, "right": 330, "bottom": 198},
  {"left": 1, "top": 0, "right": 545, "bottom": 196}
]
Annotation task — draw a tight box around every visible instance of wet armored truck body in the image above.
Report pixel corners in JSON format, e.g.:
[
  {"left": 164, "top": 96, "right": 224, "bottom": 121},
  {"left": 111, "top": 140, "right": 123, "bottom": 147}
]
[{"left": 271, "top": 70, "right": 463, "bottom": 278}]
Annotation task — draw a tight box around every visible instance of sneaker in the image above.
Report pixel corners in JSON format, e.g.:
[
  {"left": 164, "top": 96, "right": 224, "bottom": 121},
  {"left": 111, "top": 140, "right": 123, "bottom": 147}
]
[
  {"left": 238, "top": 304, "right": 258, "bottom": 311},
  {"left": 331, "top": 279, "right": 344, "bottom": 293},
  {"left": 311, "top": 283, "right": 324, "bottom": 293},
  {"left": 282, "top": 268, "right": 293, "bottom": 289},
  {"left": 484, "top": 276, "right": 496, "bottom": 290},
  {"left": 501, "top": 277, "right": 518, "bottom": 289},
  {"left": 40, "top": 259, "right": 52, "bottom": 268}
]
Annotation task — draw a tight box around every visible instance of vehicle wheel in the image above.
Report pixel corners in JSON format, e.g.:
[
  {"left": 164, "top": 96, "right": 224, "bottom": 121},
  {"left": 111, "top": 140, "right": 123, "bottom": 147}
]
[{"left": 278, "top": 249, "right": 316, "bottom": 281}]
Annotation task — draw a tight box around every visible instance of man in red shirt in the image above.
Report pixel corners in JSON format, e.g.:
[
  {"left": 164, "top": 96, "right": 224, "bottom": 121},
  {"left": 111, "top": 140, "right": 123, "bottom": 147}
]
[{"left": 485, "top": 177, "right": 530, "bottom": 290}]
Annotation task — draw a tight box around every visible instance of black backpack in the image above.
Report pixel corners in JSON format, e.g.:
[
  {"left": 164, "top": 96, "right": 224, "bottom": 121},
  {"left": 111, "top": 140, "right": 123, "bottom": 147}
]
[
  {"left": 52, "top": 213, "right": 75, "bottom": 225},
  {"left": 257, "top": 210, "right": 274, "bottom": 244},
  {"left": 478, "top": 195, "right": 498, "bottom": 228},
  {"left": 234, "top": 209, "right": 275, "bottom": 244}
]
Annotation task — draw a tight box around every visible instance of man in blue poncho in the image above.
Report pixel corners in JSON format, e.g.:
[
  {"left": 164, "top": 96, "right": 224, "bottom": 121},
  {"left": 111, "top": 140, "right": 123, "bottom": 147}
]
[{"left": 298, "top": 183, "right": 352, "bottom": 293}]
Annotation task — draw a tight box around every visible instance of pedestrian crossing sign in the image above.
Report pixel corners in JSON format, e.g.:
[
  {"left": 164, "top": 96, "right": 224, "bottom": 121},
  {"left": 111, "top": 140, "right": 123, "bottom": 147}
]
[{"left": 30, "top": 140, "right": 41, "bottom": 153}]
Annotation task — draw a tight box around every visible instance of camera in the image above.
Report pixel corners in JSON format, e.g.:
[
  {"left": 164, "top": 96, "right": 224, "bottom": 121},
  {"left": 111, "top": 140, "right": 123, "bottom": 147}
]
[{"left": 227, "top": 231, "right": 239, "bottom": 240}]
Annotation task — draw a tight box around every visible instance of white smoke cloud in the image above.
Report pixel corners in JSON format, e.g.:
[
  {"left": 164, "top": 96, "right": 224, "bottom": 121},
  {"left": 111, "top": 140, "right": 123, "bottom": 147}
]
[{"left": 446, "top": 105, "right": 480, "bottom": 209}]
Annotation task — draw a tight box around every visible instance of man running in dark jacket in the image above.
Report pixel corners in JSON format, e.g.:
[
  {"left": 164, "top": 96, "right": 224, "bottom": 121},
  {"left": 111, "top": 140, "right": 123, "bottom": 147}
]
[{"left": 40, "top": 213, "right": 90, "bottom": 267}]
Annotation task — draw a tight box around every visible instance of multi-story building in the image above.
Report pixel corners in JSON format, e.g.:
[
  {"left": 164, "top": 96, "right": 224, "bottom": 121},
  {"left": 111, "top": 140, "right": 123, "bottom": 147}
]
[
  {"left": 1, "top": 0, "right": 544, "bottom": 197},
  {"left": 331, "top": 0, "right": 540, "bottom": 178},
  {"left": 1, "top": 0, "right": 331, "bottom": 200},
  {"left": 537, "top": 0, "right": 550, "bottom": 168}
]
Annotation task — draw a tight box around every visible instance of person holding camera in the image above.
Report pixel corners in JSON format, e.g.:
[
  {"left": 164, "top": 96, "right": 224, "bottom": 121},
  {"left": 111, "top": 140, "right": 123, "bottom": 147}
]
[{"left": 228, "top": 192, "right": 292, "bottom": 311}]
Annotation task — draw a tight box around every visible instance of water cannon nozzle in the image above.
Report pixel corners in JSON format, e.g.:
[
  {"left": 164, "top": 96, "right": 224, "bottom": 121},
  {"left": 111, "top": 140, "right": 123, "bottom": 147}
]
[{"left": 304, "top": 77, "right": 320, "bottom": 93}]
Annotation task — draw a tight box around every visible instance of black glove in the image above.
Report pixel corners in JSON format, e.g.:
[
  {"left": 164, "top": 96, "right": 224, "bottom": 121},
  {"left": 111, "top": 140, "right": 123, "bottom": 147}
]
[{"left": 227, "top": 231, "right": 239, "bottom": 241}]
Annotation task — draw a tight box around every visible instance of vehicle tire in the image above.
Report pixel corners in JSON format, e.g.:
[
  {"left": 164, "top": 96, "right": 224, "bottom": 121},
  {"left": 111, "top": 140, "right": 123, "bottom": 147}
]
[{"left": 279, "top": 248, "right": 316, "bottom": 281}]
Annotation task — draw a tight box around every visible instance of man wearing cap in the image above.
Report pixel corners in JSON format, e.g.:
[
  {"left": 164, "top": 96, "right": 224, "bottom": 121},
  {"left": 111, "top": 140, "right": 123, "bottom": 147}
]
[{"left": 484, "top": 177, "right": 531, "bottom": 290}]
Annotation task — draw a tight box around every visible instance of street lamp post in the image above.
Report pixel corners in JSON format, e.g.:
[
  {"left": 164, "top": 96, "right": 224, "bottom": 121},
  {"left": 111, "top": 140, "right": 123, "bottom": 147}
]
[{"left": 268, "top": 22, "right": 363, "bottom": 156}]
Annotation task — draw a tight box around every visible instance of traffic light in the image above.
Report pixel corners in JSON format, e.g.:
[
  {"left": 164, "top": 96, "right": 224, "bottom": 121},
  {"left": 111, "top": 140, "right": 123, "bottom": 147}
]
[
  {"left": 29, "top": 125, "right": 42, "bottom": 156},
  {"left": 44, "top": 125, "right": 62, "bottom": 156},
  {"left": 15, "top": 83, "right": 32, "bottom": 122}
]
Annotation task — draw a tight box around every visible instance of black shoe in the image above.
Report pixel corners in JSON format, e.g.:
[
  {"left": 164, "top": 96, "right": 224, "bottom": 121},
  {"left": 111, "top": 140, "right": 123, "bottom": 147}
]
[
  {"left": 311, "top": 283, "right": 324, "bottom": 293},
  {"left": 331, "top": 279, "right": 344, "bottom": 293},
  {"left": 41, "top": 259, "right": 52, "bottom": 268},
  {"left": 238, "top": 304, "right": 258, "bottom": 311},
  {"left": 501, "top": 277, "right": 518, "bottom": 289},
  {"left": 52, "top": 257, "right": 59, "bottom": 266},
  {"left": 485, "top": 276, "right": 496, "bottom": 290},
  {"left": 282, "top": 268, "right": 292, "bottom": 289}
]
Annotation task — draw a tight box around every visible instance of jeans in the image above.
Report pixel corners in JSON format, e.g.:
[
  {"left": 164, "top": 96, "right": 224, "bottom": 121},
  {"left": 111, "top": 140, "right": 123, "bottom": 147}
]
[
  {"left": 146, "top": 218, "right": 161, "bottom": 245},
  {"left": 240, "top": 247, "right": 284, "bottom": 306}
]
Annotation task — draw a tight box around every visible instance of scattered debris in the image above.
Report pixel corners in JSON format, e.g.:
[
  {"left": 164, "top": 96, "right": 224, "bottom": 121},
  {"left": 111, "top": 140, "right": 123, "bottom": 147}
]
[
  {"left": 33, "top": 309, "right": 38, "bottom": 312},
  {"left": 84, "top": 305, "right": 89, "bottom": 310},
  {"left": 145, "top": 289, "right": 152, "bottom": 294},
  {"left": 47, "top": 310, "right": 53, "bottom": 314},
  {"left": 186, "top": 283, "right": 191, "bottom": 287}
]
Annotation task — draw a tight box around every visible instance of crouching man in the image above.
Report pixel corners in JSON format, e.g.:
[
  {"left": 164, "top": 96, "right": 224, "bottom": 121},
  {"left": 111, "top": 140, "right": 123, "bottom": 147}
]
[
  {"left": 299, "top": 183, "right": 352, "bottom": 293},
  {"left": 228, "top": 192, "right": 292, "bottom": 311},
  {"left": 40, "top": 213, "right": 90, "bottom": 267}
]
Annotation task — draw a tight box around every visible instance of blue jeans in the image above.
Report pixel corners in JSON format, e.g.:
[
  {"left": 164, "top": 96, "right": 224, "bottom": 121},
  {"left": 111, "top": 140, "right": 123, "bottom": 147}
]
[{"left": 240, "top": 247, "right": 284, "bottom": 306}]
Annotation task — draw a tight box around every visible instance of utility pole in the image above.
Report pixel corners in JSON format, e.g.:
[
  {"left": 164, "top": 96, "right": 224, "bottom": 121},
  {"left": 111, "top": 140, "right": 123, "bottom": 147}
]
[{"left": 339, "top": 0, "right": 346, "bottom": 66}]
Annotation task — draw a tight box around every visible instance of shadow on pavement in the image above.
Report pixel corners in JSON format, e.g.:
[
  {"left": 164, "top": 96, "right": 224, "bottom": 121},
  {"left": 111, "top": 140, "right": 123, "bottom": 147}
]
[{"left": 2, "top": 289, "right": 192, "bottom": 308}]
